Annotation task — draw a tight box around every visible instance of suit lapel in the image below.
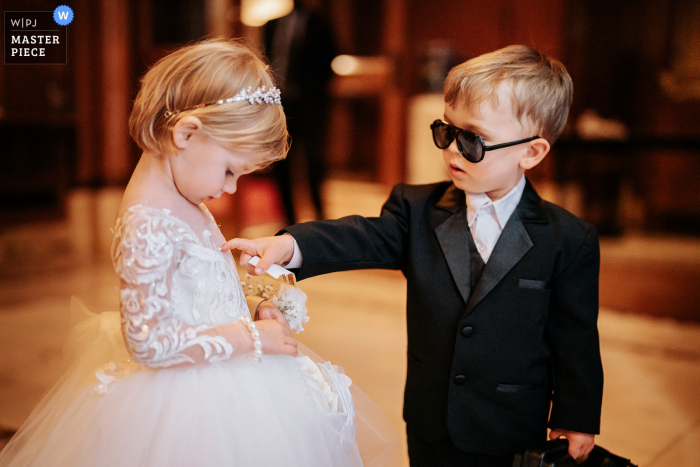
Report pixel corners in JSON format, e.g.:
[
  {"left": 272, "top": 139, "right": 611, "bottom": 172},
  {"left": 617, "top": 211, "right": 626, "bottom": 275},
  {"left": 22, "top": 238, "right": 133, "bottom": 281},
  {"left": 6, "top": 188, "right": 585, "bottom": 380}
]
[
  {"left": 434, "top": 185, "right": 471, "bottom": 303},
  {"left": 435, "top": 206, "right": 471, "bottom": 303},
  {"left": 464, "top": 179, "right": 546, "bottom": 314},
  {"left": 434, "top": 180, "right": 547, "bottom": 311},
  {"left": 465, "top": 210, "right": 533, "bottom": 313}
]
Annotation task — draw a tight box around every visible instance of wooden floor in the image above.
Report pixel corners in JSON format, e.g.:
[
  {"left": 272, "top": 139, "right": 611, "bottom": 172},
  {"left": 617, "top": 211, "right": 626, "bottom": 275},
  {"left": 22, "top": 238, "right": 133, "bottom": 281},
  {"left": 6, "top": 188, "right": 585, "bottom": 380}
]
[{"left": 599, "top": 236, "right": 700, "bottom": 322}]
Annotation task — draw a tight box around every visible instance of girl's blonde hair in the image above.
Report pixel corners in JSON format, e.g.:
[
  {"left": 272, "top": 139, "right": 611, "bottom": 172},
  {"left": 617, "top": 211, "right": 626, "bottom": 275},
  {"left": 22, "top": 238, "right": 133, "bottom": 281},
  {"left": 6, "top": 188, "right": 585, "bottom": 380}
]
[
  {"left": 444, "top": 45, "right": 573, "bottom": 144},
  {"left": 129, "top": 39, "right": 289, "bottom": 164}
]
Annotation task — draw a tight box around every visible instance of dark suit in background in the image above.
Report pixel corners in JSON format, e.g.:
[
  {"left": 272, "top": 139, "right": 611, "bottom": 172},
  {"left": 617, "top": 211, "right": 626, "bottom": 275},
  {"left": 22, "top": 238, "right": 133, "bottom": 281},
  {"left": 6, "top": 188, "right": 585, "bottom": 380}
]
[
  {"left": 283, "top": 179, "right": 604, "bottom": 465},
  {"left": 264, "top": 2, "right": 336, "bottom": 223}
]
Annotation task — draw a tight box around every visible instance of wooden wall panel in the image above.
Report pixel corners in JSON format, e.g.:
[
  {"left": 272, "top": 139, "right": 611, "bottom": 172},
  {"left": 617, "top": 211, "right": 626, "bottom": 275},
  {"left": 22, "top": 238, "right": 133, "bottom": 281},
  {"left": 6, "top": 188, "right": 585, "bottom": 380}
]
[{"left": 404, "top": 0, "right": 567, "bottom": 95}]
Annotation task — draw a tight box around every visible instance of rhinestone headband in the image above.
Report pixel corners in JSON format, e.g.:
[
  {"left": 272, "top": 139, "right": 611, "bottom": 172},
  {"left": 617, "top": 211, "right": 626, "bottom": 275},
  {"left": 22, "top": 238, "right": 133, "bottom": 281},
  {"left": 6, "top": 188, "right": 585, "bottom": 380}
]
[{"left": 163, "top": 86, "right": 282, "bottom": 118}]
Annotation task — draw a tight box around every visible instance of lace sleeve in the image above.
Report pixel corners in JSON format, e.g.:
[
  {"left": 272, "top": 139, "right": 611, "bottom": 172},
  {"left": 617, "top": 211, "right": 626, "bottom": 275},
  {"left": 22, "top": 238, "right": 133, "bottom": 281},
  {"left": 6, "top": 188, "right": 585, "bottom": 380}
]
[{"left": 111, "top": 206, "right": 234, "bottom": 368}]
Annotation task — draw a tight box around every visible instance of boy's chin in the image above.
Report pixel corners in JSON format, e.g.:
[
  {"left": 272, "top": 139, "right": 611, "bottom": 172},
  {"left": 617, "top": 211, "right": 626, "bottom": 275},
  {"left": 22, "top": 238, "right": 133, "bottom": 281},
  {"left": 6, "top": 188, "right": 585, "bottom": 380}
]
[{"left": 450, "top": 177, "right": 479, "bottom": 193}]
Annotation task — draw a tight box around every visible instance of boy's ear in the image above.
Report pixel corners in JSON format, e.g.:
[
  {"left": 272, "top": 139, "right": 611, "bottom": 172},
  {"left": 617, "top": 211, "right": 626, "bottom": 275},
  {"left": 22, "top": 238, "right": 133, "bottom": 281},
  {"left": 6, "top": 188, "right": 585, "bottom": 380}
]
[
  {"left": 519, "top": 138, "right": 550, "bottom": 171},
  {"left": 172, "top": 116, "right": 204, "bottom": 150}
]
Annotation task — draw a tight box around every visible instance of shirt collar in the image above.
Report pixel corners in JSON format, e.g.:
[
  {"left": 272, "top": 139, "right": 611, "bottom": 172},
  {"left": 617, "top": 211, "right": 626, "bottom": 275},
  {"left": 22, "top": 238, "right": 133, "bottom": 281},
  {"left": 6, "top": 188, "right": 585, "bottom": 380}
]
[{"left": 466, "top": 175, "right": 526, "bottom": 228}]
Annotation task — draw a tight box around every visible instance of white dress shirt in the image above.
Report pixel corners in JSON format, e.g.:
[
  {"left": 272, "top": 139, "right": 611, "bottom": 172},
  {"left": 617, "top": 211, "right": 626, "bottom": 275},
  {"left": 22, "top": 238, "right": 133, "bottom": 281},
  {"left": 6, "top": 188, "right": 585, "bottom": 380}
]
[
  {"left": 286, "top": 233, "right": 303, "bottom": 269},
  {"left": 466, "top": 175, "right": 526, "bottom": 263}
]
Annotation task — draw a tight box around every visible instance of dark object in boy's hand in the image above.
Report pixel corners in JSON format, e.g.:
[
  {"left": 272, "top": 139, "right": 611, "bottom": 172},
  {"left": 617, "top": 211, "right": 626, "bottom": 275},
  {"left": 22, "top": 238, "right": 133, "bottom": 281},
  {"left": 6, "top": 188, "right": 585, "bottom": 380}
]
[{"left": 512, "top": 439, "right": 638, "bottom": 467}]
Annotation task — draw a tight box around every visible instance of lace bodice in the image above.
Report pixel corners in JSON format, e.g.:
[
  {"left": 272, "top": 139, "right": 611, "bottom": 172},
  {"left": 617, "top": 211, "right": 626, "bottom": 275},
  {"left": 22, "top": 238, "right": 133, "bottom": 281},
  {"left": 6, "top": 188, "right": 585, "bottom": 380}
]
[{"left": 111, "top": 204, "right": 247, "bottom": 368}]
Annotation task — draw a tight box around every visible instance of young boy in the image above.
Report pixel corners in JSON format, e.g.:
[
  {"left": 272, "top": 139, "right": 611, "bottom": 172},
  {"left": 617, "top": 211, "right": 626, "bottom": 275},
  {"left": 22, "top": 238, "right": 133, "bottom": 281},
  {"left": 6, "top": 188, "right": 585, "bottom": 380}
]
[{"left": 224, "top": 45, "right": 603, "bottom": 467}]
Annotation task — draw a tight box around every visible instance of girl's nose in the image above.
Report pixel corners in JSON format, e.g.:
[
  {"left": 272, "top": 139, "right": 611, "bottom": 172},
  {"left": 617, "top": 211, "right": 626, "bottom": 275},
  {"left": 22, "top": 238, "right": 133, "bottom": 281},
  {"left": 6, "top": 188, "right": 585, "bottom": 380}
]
[{"left": 223, "top": 180, "right": 238, "bottom": 194}]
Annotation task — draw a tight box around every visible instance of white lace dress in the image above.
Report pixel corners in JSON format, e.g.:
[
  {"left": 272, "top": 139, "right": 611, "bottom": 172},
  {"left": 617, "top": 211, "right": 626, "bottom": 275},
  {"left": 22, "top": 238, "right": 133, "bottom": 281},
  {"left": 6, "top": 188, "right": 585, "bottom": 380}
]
[{"left": 0, "top": 205, "right": 397, "bottom": 467}]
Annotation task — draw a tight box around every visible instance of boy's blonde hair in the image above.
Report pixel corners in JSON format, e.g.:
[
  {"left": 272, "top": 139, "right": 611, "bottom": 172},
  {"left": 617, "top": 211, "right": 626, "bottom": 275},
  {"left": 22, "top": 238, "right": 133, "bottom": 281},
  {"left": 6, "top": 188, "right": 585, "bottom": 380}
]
[
  {"left": 444, "top": 45, "right": 573, "bottom": 144},
  {"left": 129, "top": 39, "right": 288, "bottom": 163}
]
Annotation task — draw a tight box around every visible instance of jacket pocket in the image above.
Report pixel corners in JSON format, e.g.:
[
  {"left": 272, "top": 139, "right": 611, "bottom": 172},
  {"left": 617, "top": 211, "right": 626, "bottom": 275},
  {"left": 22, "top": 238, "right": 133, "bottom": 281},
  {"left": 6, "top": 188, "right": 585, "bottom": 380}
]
[
  {"left": 517, "top": 279, "right": 550, "bottom": 289},
  {"left": 497, "top": 380, "right": 546, "bottom": 393}
]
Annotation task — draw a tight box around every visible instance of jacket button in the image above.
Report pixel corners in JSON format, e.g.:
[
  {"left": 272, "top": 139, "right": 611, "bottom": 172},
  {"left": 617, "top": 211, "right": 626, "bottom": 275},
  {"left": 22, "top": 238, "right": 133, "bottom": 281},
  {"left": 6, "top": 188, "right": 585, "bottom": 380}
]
[
  {"left": 461, "top": 326, "right": 473, "bottom": 337},
  {"left": 454, "top": 375, "right": 466, "bottom": 384}
]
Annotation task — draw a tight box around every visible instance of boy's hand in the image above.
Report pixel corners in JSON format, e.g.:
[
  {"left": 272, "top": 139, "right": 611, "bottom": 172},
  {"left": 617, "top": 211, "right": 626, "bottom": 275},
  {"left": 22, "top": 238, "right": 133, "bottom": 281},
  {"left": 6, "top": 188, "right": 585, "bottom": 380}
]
[
  {"left": 549, "top": 429, "right": 595, "bottom": 460},
  {"left": 222, "top": 235, "right": 295, "bottom": 275}
]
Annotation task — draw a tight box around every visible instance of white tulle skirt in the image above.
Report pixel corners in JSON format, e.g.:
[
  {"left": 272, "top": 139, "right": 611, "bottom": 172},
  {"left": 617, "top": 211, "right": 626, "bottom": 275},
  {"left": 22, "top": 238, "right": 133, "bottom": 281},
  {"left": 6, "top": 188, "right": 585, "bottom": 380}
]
[{"left": 0, "top": 300, "right": 400, "bottom": 467}]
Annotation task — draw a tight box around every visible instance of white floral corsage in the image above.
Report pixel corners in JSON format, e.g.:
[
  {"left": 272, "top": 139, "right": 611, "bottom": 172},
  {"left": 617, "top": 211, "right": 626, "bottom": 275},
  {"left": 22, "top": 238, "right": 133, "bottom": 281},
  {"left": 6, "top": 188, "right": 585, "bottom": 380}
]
[{"left": 241, "top": 274, "right": 310, "bottom": 333}]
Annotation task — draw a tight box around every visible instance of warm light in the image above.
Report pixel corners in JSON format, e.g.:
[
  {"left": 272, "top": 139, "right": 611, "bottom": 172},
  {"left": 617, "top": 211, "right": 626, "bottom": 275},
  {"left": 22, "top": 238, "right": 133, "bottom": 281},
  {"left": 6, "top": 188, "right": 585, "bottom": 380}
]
[
  {"left": 331, "top": 55, "right": 359, "bottom": 76},
  {"left": 240, "top": 0, "right": 294, "bottom": 27},
  {"left": 331, "top": 55, "right": 392, "bottom": 77}
]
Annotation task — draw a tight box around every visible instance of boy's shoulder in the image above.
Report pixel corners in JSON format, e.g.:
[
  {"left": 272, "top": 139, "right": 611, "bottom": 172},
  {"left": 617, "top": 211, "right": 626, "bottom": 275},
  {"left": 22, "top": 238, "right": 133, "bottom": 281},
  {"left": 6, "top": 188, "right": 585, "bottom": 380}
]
[
  {"left": 537, "top": 196, "right": 598, "bottom": 251},
  {"left": 393, "top": 181, "right": 453, "bottom": 199},
  {"left": 517, "top": 182, "right": 599, "bottom": 268},
  {"left": 390, "top": 181, "right": 462, "bottom": 211}
]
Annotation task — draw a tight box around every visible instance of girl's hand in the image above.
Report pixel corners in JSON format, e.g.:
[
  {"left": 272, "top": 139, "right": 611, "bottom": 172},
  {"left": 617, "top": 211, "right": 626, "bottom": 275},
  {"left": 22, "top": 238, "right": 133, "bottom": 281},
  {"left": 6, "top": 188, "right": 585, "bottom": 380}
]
[
  {"left": 256, "top": 301, "right": 291, "bottom": 330},
  {"left": 221, "top": 235, "right": 295, "bottom": 275},
  {"left": 253, "top": 319, "right": 298, "bottom": 356}
]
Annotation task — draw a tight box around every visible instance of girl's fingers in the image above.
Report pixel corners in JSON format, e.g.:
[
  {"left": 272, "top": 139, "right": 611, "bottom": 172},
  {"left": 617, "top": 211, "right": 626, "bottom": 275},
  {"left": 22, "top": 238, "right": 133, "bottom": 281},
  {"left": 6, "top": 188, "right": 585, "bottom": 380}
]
[
  {"left": 284, "top": 338, "right": 298, "bottom": 356},
  {"left": 257, "top": 307, "right": 289, "bottom": 328}
]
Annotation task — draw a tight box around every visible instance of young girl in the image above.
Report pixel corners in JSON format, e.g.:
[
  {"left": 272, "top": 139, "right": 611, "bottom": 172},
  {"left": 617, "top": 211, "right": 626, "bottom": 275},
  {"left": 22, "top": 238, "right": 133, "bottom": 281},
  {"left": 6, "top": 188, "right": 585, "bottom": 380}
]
[{"left": 0, "top": 40, "right": 396, "bottom": 467}]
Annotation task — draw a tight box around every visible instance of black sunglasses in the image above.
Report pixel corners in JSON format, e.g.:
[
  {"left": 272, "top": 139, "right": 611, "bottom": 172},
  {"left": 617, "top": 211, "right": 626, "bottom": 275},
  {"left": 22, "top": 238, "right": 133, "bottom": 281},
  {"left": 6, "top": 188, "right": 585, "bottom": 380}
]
[{"left": 430, "top": 119, "right": 540, "bottom": 163}]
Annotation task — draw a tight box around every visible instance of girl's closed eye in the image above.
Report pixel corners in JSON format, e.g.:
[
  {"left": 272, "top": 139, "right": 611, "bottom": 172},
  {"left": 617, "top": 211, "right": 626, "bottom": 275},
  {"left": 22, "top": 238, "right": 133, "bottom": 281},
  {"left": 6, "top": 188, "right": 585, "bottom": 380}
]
[{"left": 226, "top": 169, "right": 234, "bottom": 177}]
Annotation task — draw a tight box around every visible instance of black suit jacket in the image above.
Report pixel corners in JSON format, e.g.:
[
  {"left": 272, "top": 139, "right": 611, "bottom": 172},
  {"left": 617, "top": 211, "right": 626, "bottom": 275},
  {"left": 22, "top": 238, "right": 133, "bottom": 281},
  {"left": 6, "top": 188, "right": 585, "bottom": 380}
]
[{"left": 284, "top": 179, "right": 603, "bottom": 457}]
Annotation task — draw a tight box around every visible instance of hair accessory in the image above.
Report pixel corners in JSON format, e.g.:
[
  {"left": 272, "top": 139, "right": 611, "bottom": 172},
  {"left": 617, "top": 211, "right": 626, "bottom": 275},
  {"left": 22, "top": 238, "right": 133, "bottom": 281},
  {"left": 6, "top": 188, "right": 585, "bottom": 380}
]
[
  {"left": 231, "top": 86, "right": 282, "bottom": 105},
  {"left": 163, "top": 86, "right": 282, "bottom": 118}
]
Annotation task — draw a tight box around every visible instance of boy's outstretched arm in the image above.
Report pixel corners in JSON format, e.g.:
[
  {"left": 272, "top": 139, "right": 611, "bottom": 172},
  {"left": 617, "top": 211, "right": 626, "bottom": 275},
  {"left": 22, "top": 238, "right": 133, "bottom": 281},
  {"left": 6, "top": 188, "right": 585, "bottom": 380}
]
[
  {"left": 549, "top": 428, "right": 595, "bottom": 460},
  {"left": 222, "top": 234, "right": 295, "bottom": 275},
  {"left": 224, "top": 184, "right": 411, "bottom": 280}
]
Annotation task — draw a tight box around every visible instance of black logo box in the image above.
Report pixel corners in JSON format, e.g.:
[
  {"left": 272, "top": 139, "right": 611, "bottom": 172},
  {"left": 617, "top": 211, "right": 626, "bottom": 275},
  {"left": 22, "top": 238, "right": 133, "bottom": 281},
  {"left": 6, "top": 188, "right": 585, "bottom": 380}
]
[{"left": 4, "top": 11, "right": 67, "bottom": 65}]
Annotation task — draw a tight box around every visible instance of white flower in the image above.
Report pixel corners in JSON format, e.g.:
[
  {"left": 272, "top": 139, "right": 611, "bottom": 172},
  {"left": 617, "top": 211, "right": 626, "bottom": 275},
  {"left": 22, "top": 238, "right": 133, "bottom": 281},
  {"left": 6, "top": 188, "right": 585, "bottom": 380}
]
[
  {"left": 272, "top": 284, "right": 309, "bottom": 333},
  {"left": 277, "top": 284, "right": 308, "bottom": 307},
  {"left": 297, "top": 356, "right": 338, "bottom": 412}
]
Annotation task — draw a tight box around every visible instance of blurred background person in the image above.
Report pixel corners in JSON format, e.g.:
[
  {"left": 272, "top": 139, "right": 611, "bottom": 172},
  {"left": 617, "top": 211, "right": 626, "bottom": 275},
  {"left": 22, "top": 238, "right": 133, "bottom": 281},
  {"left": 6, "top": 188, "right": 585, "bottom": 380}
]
[{"left": 264, "top": 0, "right": 336, "bottom": 223}]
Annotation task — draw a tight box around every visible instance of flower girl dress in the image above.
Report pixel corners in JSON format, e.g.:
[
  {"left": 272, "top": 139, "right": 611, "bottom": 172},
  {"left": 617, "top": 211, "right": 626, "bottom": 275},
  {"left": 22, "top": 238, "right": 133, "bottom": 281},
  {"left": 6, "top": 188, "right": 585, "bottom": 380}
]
[{"left": 0, "top": 203, "right": 398, "bottom": 467}]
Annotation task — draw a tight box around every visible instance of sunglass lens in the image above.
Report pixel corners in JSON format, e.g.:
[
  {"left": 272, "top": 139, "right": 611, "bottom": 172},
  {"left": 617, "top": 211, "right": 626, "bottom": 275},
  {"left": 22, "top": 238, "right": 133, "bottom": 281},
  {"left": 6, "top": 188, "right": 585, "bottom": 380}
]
[
  {"left": 431, "top": 121, "right": 453, "bottom": 149},
  {"left": 456, "top": 131, "right": 483, "bottom": 163}
]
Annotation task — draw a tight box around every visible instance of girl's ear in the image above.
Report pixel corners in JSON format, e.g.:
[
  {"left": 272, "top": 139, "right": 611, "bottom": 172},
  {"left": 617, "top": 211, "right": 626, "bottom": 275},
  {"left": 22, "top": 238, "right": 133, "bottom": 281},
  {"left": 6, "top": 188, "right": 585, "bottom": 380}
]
[
  {"left": 172, "top": 116, "right": 205, "bottom": 150},
  {"left": 519, "top": 138, "right": 550, "bottom": 171}
]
